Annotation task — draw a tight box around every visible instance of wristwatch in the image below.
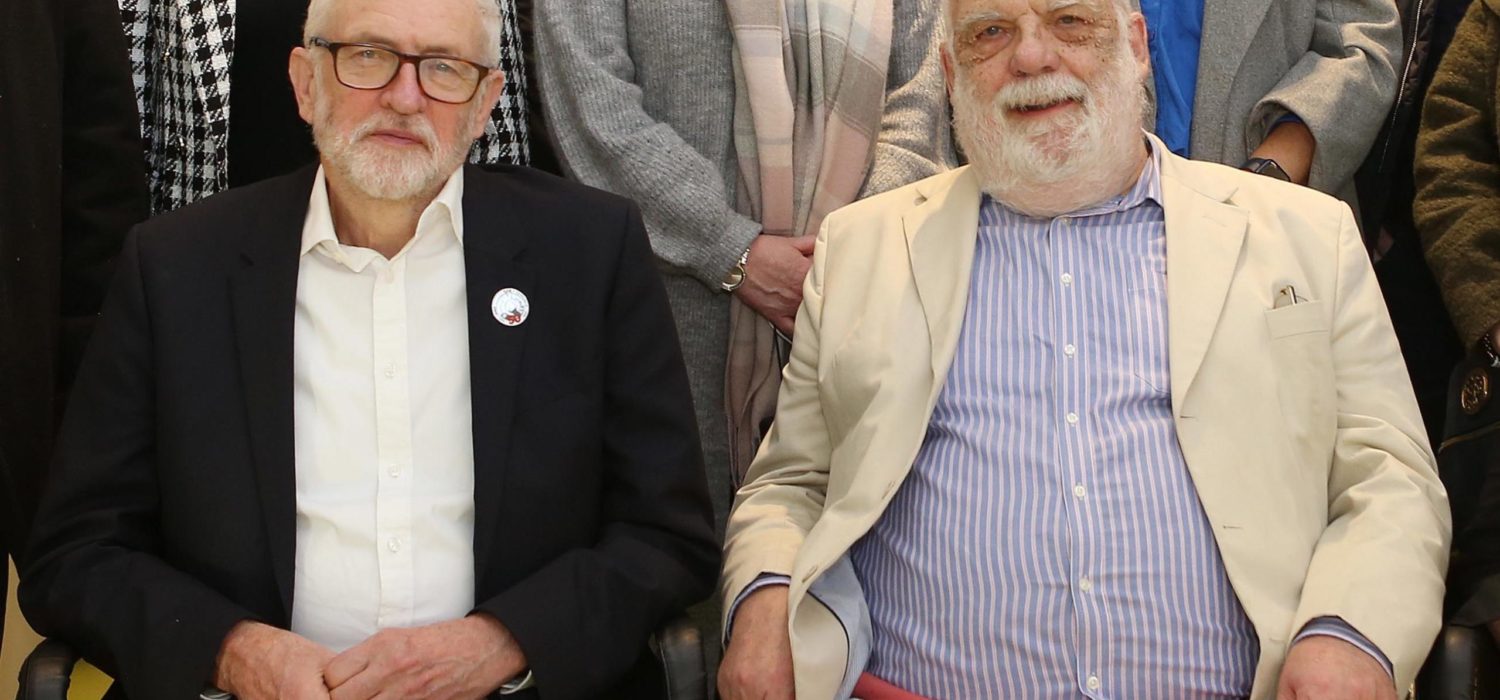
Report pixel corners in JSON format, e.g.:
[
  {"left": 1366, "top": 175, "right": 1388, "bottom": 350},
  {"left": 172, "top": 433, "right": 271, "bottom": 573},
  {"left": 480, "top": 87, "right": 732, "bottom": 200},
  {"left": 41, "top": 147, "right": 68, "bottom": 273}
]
[
  {"left": 720, "top": 246, "right": 751, "bottom": 293},
  {"left": 1243, "top": 157, "right": 1292, "bottom": 182}
]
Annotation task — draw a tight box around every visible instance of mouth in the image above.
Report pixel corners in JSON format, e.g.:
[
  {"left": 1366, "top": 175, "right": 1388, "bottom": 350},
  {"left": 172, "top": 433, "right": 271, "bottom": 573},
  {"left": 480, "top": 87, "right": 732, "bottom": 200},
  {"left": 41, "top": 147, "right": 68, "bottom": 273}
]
[
  {"left": 367, "top": 128, "right": 427, "bottom": 148},
  {"left": 1008, "top": 97, "right": 1082, "bottom": 117}
]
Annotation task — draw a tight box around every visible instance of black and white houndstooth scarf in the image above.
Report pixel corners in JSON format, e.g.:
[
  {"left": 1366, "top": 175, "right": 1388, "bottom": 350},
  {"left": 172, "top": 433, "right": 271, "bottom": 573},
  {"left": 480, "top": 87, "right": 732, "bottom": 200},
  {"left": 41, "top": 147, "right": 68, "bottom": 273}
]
[{"left": 118, "top": 0, "right": 532, "bottom": 213}]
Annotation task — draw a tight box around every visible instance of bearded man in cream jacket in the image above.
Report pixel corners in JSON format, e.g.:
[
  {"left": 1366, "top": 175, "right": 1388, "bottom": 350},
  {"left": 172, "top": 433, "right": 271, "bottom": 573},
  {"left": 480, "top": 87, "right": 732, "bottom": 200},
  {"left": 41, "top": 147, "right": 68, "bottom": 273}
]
[{"left": 716, "top": 0, "right": 1451, "bottom": 698}]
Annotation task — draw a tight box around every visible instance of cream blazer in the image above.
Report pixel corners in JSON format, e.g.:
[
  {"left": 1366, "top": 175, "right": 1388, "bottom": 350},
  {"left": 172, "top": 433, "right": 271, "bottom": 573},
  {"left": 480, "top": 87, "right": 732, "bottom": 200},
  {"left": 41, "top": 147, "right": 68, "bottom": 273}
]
[{"left": 721, "top": 137, "right": 1450, "bottom": 700}]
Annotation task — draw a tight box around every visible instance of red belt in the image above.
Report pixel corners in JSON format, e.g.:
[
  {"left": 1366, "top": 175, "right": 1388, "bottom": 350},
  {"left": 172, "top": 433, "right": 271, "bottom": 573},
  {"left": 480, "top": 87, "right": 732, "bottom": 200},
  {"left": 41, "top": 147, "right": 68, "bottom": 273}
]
[{"left": 852, "top": 672, "right": 933, "bottom": 700}]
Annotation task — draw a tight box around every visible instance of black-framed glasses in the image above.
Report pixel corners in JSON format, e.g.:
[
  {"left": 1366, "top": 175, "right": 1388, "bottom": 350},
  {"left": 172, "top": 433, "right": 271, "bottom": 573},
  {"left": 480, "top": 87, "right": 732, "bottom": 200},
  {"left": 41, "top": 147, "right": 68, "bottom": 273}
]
[{"left": 310, "top": 37, "right": 493, "bottom": 104}]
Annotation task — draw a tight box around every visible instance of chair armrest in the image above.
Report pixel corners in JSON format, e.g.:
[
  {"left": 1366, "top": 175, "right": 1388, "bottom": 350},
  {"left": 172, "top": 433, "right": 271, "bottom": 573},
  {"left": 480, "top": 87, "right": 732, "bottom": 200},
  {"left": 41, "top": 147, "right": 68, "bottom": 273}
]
[
  {"left": 649, "top": 614, "right": 705, "bottom": 700},
  {"left": 17, "top": 639, "right": 81, "bottom": 700},
  {"left": 1415, "top": 624, "right": 1500, "bottom": 699}
]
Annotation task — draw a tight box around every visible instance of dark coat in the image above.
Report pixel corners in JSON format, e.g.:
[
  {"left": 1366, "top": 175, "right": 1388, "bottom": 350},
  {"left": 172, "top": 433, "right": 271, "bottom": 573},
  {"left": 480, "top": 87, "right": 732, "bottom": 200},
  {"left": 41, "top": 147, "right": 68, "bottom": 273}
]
[
  {"left": 19, "top": 165, "right": 719, "bottom": 699},
  {"left": 1415, "top": 0, "right": 1500, "bottom": 627},
  {"left": 0, "top": 0, "right": 149, "bottom": 642},
  {"left": 1415, "top": 0, "right": 1500, "bottom": 344}
]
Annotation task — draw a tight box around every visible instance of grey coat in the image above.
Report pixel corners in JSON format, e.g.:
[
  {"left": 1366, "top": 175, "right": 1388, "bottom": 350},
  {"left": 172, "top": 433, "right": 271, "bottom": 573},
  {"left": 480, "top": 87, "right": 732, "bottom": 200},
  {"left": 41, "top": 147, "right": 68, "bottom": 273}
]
[
  {"left": 1180, "top": 0, "right": 1403, "bottom": 199},
  {"left": 535, "top": 0, "right": 955, "bottom": 533}
]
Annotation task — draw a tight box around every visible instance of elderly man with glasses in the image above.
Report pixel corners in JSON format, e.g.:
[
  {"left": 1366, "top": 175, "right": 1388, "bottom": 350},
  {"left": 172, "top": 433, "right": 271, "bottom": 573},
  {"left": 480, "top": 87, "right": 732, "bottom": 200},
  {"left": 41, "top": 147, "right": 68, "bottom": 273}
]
[
  {"left": 717, "top": 0, "right": 1449, "bottom": 698},
  {"left": 16, "top": 0, "right": 718, "bottom": 697}
]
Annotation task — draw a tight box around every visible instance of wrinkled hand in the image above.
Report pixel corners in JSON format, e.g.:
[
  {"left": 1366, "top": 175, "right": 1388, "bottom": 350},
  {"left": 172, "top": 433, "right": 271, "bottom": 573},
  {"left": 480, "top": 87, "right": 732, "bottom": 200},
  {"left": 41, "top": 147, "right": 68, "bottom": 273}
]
[
  {"left": 734, "top": 235, "right": 815, "bottom": 336},
  {"left": 324, "top": 615, "right": 527, "bottom": 700},
  {"left": 718, "top": 585, "right": 795, "bottom": 700},
  {"left": 1276, "top": 635, "right": 1395, "bottom": 700},
  {"left": 213, "top": 621, "right": 335, "bottom": 700}
]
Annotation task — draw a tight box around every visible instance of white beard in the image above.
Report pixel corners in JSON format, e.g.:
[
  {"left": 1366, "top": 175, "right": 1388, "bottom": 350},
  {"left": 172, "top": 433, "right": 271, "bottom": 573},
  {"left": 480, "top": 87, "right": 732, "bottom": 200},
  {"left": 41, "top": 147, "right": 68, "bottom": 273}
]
[
  {"left": 952, "top": 36, "right": 1148, "bottom": 218},
  {"left": 310, "top": 76, "right": 479, "bottom": 201}
]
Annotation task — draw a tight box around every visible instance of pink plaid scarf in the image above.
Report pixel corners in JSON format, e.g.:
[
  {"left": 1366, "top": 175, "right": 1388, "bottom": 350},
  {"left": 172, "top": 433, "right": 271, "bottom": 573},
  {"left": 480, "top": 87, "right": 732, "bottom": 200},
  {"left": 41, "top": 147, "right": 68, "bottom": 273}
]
[{"left": 724, "top": 0, "right": 893, "bottom": 483}]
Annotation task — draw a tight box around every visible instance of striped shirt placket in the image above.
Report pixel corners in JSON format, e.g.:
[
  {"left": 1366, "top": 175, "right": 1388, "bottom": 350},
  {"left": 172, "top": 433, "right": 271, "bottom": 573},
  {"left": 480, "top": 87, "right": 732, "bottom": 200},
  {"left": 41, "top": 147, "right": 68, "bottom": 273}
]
[{"left": 850, "top": 148, "right": 1262, "bottom": 698}]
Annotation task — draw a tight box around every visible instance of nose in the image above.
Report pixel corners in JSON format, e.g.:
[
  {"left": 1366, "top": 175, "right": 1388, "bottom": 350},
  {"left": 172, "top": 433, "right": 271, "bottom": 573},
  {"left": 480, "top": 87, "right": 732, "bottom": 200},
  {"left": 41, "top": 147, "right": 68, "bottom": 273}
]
[
  {"left": 1009, "top": 22, "right": 1060, "bottom": 77},
  {"left": 381, "top": 62, "right": 425, "bottom": 114}
]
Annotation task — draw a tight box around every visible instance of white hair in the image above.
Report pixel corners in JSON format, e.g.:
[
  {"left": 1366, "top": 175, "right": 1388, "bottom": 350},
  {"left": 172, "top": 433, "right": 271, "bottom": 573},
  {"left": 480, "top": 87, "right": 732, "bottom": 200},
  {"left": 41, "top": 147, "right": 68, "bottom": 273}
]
[{"left": 303, "top": 0, "right": 503, "bottom": 66}]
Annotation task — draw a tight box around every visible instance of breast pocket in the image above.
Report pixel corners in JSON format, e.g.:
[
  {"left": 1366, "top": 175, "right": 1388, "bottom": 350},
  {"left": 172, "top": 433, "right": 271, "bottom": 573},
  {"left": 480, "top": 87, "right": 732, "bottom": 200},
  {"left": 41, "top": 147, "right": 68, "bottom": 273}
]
[{"left": 1264, "top": 300, "right": 1328, "bottom": 339}]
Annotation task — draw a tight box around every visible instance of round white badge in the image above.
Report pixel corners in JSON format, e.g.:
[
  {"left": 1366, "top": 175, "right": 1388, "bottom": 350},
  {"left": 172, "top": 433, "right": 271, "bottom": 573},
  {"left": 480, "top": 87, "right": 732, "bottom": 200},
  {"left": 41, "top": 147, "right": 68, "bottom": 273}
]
[{"left": 491, "top": 288, "right": 530, "bottom": 327}]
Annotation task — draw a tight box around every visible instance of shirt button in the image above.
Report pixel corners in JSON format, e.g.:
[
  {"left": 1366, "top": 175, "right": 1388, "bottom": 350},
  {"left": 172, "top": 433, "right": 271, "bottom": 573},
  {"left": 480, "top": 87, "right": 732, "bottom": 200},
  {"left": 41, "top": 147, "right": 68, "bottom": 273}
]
[
  {"left": 1066, "top": 412, "right": 1079, "bottom": 425},
  {"left": 387, "top": 538, "right": 401, "bottom": 553},
  {"left": 1064, "top": 343, "right": 1076, "bottom": 357},
  {"left": 1079, "top": 576, "right": 1093, "bottom": 592},
  {"left": 383, "top": 364, "right": 397, "bottom": 379},
  {"left": 1087, "top": 675, "right": 1101, "bottom": 691},
  {"left": 388, "top": 465, "right": 402, "bottom": 478},
  {"left": 1073, "top": 483, "right": 1086, "bottom": 499},
  {"left": 1061, "top": 273, "right": 1074, "bottom": 286}
]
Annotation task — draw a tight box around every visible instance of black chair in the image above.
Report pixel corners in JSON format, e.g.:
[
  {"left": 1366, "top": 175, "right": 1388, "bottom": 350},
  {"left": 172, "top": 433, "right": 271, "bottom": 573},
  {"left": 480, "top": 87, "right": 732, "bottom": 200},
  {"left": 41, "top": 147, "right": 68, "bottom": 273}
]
[
  {"left": 1416, "top": 353, "right": 1500, "bottom": 699},
  {"left": 1416, "top": 624, "right": 1500, "bottom": 699},
  {"left": 18, "top": 616, "right": 707, "bottom": 700}
]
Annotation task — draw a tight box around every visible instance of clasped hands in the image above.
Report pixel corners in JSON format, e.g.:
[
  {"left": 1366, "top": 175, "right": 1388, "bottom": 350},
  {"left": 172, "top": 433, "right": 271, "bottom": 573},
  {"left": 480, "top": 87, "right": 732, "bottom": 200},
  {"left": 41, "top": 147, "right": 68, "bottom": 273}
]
[{"left": 213, "top": 615, "right": 526, "bottom": 700}]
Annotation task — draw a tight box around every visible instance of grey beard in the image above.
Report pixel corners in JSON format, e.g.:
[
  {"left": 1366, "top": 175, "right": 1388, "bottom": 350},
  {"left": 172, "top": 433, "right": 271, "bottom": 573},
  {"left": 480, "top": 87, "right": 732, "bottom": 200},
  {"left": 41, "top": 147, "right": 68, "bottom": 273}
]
[{"left": 952, "top": 45, "right": 1149, "bottom": 218}]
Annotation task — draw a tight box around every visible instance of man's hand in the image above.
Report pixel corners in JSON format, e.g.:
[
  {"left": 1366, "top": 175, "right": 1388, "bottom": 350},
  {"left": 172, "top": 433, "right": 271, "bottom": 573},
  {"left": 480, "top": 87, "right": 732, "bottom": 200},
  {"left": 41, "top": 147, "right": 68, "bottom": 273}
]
[
  {"left": 213, "top": 621, "right": 335, "bottom": 700},
  {"left": 1276, "top": 635, "right": 1395, "bottom": 700},
  {"left": 718, "top": 585, "right": 795, "bottom": 700},
  {"left": 324, "top": 614, "right": 527, "bottom": 700},
  {"left": 734, "top": 235, "right": 815, "bottom": 336},
  {"left": 1250, "top": 120, "right": 1317, "bottom": 186}
]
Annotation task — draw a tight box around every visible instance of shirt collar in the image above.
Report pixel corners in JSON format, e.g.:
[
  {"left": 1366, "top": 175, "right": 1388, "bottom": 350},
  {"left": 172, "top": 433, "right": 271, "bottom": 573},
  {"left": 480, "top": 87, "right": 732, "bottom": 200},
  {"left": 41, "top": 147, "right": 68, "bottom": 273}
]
[{"left": 299, "top": 165, "right": 466, "bottom": 268}]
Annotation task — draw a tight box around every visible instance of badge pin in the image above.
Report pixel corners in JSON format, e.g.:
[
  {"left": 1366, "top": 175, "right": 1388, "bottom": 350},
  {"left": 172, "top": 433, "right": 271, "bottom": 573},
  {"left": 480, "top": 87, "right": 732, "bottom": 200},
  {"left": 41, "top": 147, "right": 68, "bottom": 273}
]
[
  {"left": 1462, "top": 366, "right": 1491, "bottom": 416},
  {"left": 491, "top": 288, "right": 530, "bottom": 327}
]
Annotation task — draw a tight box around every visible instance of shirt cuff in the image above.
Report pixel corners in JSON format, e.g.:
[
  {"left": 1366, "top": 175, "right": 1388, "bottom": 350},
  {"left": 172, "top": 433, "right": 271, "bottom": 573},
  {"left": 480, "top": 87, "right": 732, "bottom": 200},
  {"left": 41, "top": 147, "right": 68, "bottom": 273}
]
[
  {"left": 1293, "top": 616, "right": 1394, "bottom": 680},
  {"left": 1272, "top": 112, "right": 1305, "bottom": 128},
  {"left": 723, "top": 573, "right": 792, "bottom": 646}
]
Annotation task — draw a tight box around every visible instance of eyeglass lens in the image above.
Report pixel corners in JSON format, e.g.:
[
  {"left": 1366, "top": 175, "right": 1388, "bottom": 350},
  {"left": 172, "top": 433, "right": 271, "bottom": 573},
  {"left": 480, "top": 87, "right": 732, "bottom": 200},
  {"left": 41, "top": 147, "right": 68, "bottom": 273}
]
[{"left": 334, "top": 45, "right": 482, "bottom": 103}]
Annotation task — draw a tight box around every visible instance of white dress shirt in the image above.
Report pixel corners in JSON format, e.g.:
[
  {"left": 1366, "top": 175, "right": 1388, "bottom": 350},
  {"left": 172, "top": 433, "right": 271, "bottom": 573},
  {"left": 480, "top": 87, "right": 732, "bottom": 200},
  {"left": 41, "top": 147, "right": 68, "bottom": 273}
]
[{"left": 289, "top": 167, "right": 476, "bottom": 651}]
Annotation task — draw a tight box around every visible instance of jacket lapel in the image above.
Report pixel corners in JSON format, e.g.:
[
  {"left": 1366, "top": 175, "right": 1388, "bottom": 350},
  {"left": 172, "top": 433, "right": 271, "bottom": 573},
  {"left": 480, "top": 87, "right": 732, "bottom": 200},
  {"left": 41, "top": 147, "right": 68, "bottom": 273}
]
[
  {"left": 902, "top": 167, "right": 983, "bottom": 383},
  {"left": 459, "top": 167, "right": 532, "bottom": 581},
  {"left": 230, "top": 166, "right": 317, "bottom": 619},
  {"left": 1160, "top": 152, "right": 1247, "bottom": 414}
]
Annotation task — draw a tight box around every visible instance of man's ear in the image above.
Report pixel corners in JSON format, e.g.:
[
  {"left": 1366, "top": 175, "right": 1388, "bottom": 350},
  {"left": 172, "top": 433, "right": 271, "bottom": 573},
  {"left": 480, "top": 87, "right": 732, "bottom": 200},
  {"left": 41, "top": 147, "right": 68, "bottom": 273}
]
[
  {"left": 469, "top": 70, "right": 506, "bottom": 141},
  {"left": 1127, "top": 13, "right": 1150, "bottom": 82},
  {"left": 289, "top": 47, "right": 317, "bottom": 125}
]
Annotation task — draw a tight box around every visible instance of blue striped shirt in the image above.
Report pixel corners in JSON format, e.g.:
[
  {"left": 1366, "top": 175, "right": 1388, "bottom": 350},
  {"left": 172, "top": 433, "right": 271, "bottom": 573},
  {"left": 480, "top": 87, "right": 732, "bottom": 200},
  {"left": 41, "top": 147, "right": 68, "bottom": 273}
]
[{"left": 846, "top": 150, "right": 1263, "bottom": 698}]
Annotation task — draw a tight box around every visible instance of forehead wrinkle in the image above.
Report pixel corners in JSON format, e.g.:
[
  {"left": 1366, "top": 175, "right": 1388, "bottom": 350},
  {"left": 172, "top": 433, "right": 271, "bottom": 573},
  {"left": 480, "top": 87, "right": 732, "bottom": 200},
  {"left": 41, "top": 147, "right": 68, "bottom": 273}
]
[
  {"left": 954, "top": 8, "right": 1008, "bottom": 27},
  {"left": 1046, "top": 0, "right": 1108, "bottom": 12}
]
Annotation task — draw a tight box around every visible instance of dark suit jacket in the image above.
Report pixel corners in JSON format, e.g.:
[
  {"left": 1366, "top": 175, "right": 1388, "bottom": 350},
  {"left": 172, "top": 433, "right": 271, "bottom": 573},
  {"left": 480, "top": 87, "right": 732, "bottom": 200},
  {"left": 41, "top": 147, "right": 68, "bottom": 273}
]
[
  {"left": 19, "top": 164, "right": 719, "bottom": 699},
  {"left": 0, "top": 0, "right": 148, "bottom": 647}
]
